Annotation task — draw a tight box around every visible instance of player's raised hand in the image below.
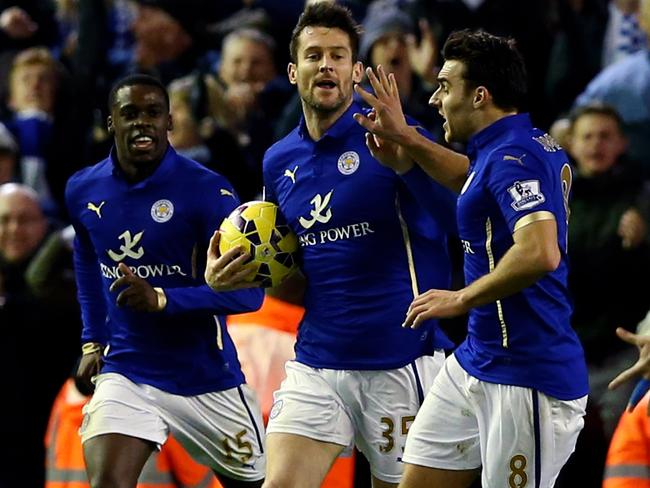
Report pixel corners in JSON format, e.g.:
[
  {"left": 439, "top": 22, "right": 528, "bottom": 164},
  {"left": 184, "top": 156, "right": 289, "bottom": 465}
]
[
  {"left": 363, "top": 111, "right": 414, "bottom": 174},
  {"left": 205, "top": 231, "right": 260, "bottom": 292},
  {"left": 403, "top": 288, "right": 469, "bottom": 328},
  {"left": 110, "top": 262, "right": 159, "bottom": 312},
  {"left": 609, "top": 328, "right": 650, "bottom": 390},
  {"left": 353, "top": 65, "right": 410, "bottom": 145}
]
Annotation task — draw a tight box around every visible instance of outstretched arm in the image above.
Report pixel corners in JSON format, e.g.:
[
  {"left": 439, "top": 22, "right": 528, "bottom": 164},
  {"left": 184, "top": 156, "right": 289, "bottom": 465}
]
[
  {"left": 404, "top": 219, "right": 560, "bottom": 328},
  {"left": 609, "top": 328, "right": 650, "bottom": 412},
  {"left": 609, "top": 328, "right": 650, "bottom": 389},
  {"left": 353, "top": 65, "right": 469, "bottom": 192}
]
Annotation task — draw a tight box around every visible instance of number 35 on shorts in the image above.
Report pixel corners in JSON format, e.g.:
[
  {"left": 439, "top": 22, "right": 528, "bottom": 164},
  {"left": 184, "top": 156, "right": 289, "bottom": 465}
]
[{"left": 379, "top": 415, "right": 415, "bottom": 453}]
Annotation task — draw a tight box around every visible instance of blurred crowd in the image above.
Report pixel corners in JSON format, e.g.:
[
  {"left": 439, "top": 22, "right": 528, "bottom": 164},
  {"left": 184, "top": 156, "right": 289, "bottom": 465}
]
[{"left": 1, "top": 0, "right": 649, "bottom": 486}]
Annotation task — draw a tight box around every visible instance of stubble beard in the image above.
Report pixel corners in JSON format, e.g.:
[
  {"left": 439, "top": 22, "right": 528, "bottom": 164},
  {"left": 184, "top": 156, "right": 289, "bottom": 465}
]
[{"left": 301, "top": 86, "right": 347, "bottom": 115}]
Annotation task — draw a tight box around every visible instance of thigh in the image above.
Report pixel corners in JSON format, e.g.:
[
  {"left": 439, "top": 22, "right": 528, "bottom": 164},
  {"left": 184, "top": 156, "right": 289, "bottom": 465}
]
[
  {"left": 479, "top": 384, "right": 587, "bottom": 488},
  {"left": 264, "top": 432, "right": 345, "bottom": 488},
  {"left": 83, "top": 433, "right": 156, "bottom": 487},
  {"left": 399, "top": 464, "right": 480, "bottom": 488},
  {"left": 353, "top": 352, "right": 447, "bottom": 484},
  {"left": 266, "top": 361, "right": 355, "bottom": 448},
  {"left": 402, "top": 354, "right": 482, "bottom": 471},
  {"left": 154, "top": 383, "right": 266, "bottom": 482},
  {"left": 80, "top": 373, "right": 168, "bottom": 446}
]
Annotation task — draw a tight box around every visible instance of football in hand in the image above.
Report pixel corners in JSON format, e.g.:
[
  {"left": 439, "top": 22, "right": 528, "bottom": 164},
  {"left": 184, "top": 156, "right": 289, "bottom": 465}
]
[{"left": 219, "top": 201, "right": 299, "bottom": 287}]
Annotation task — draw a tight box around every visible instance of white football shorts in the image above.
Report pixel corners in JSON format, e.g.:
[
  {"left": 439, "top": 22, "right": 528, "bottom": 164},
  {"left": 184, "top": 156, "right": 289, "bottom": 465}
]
[
  {"left": 266, "top": 352, "right": 446, "bottom": 483},
  {"left": 80, "top": 372, "right": 265, "bottom": 481},
  {"left": 403, "top": 354, "right": 587, "bottom": 488}
]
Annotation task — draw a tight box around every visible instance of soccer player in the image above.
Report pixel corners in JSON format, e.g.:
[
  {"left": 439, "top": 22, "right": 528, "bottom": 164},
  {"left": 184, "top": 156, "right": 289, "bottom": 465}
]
[
  {"left": 65, "top": 74, "right": 265, "bottom": 488},
  {"left": 211, "top": 4, "right": 456, "bottom": 488},
  {"left": 354, "top": 30, "right": 589, "bottom": 488}
]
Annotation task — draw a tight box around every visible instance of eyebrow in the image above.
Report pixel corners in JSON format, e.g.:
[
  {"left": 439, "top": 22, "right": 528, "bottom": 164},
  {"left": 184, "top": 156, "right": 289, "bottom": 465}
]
[{"left": 303, "top": 45, "right": 349, "bottom": 52}]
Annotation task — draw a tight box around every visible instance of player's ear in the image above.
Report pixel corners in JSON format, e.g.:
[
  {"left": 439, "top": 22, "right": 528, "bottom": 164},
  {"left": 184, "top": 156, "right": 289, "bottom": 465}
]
[
  {"left": 288, "top": 62, "right": 297, "bottom": 85},
  {"left": 167, "top": 113, "right": 173, "bottom": 132},
  {"left": 473, "top": 86, "right": 489, "bottom": 107},
  {"left": 107, "top": 115, "right": 114, "bottom": 134},
  {"left": 352, "top": 61, "right": 363, "bottom": 84}
]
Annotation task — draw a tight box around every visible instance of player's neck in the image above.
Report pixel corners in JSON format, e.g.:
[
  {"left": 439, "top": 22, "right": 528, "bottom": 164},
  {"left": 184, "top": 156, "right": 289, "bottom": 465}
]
[
  {"left": 472, "top": 106, "right": 519, "bottom": 136},
  {"left": 302, "top": 99, "right": 352, "bottom": 141}
]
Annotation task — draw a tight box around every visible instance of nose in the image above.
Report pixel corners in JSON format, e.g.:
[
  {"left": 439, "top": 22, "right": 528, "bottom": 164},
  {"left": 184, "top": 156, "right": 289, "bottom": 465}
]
[
  {"left": 319, "top": 55, "right": 334, "bottom": 73},
  {"left": 429, "top": 92, "right": 438, "bottom": 107}
]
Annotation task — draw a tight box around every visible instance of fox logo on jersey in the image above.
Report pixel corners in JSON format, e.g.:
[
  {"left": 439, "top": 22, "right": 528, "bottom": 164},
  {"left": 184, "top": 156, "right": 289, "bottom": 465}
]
[
  {"left": 107, "top": 230, "right": 145, "bottom": 261},
  {"left": 151, "top": 199, "right": 174, "bottom": 223},
  {"left": 337, "top": 151, "right": 360, "bottom": 175},
  {"left": 87, "top": 201, "right": 105, "bottom": 218},
  {"left": 299, "top": 190, "right": 334, "bottom": 229}
]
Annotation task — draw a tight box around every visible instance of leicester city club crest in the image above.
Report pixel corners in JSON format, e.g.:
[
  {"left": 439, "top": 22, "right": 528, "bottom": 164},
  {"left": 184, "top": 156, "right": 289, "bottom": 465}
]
[
  {"left": 151, "top": 199, "right": 174, "bottom": 223},
  {"left": 337, "top": 151, "right": 360, "bottom": 175}
]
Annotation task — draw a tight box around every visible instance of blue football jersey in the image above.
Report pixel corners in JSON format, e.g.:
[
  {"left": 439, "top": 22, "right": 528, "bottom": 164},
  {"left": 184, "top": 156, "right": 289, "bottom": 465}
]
[
  {"left": 453, "top": 114, "right": 588, "bottom": 400},
  {"left": 65, "top": 147, "right": 263, "bottom": 395},
  {"left": 263, "top": 102, "right": 455, "bottom": 370}
]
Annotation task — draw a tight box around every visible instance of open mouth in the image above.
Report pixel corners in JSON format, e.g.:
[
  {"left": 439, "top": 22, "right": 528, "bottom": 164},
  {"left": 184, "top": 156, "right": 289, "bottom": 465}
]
[
  {"left": 129, "top": 135, "right": 155, "bottom": 151},
  {"left": 315, "top": 80, "right": 337, "bottom": 90}
]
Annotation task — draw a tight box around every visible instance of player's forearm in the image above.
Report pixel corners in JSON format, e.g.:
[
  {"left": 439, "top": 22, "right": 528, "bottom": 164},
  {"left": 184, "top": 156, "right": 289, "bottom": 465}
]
[
  {"left": 73, "top": 239, "right": 108, "bottom": 344},
  {"left": 162, "top": 285, "right": 264, "bottom": 315},
  {"left": 459, "top": 241, "right": 555, "bottom": 310},
  {"left": 399, "top": 125, "right": 469, "bottom": 193}
]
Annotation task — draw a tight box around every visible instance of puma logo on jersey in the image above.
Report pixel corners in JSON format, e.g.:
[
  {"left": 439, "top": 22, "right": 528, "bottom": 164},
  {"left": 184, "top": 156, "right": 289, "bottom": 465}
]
[
  {"left": 503, "top": 154, "right": 526, "bottom": 165},
  {"left": 299, "top": 190, "right": 334, "bottom": 229},
  {"left": 220, "top": 188, "right": 235, "bottom": 198},
  {"left": 87, "top": 201, "right": 105, "bottom": 218},
  {"left": 107, "top": 230, "right": 145, "bottom": 262},
  {"left": 284, "top": 165, "right": 299, "bottom": 184}
]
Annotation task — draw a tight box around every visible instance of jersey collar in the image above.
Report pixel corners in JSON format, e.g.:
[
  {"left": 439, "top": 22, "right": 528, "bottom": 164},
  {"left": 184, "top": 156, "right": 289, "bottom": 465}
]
[
  {"left": 298, "top": 101, "right": 361, "bottom": 142},
  {"left": 109, "top": 144, "right": 177, "bottom": 187},
  {"left": 466, "top": 113, "right": 532, "bottom": 160}
]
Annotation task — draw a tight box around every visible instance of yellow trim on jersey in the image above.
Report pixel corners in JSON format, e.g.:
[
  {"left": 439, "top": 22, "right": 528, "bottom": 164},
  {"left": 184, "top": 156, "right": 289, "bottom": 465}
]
[
  {"left": 513, "top": 211, "right": 555, "bottom": 233},
  {"left": 396, "top": 195, "right": 419, "bottom": 297},
  {"left": 214, "top": 315, "right": 224, "bottom": 350},
  {"left": 485, "top": 217, "right": 508, "bottom": 348}
]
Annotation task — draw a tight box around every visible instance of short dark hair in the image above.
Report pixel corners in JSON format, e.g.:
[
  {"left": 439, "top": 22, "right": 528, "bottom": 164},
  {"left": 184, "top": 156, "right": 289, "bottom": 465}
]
[
  {"left": 289, "top": 3, "right": 363, "bottom": 63},
  {"left": 108, "top": 74, "right": 169, "bottom": 111},
  {"left": 568, "top": 102, "right": 625, "bottom": 134},
  {"left": 442, "top": 29, "right": 527, "bottom": 112}
]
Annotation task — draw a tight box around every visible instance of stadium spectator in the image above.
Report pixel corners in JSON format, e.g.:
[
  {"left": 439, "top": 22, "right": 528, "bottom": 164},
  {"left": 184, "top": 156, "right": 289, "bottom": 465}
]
[
  {"left": 0, "top": 182, "right": 79, "bottom": 487},
  {"left": 355, "top": 29, "right": 588, "bottom": 487},
  {"left": 3, "top": 47, "right": 60, "bottom": 213},
  {"left": 565, "top": 102, "right": 650, "bottom": 439},
  {"left": 358, "top": 0, "right": 443, "bottom": 139},
  {"left": 202, "top": 27, "right": 294, "bottom": 200},
  {"left": 602, "top": 387, "right": 650, "bottom": 488},
  {"left": 64, "top": 74, "right": 265, "bottom": 487},
  {"left": 207, "top": 4, "right": 457, "bottom": 487},
  {"left": 0, "top": 1, "right": 58, "bottom": 54},
  {"left": 574, "top": 0, "right": 650, "bottom": 176}
]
